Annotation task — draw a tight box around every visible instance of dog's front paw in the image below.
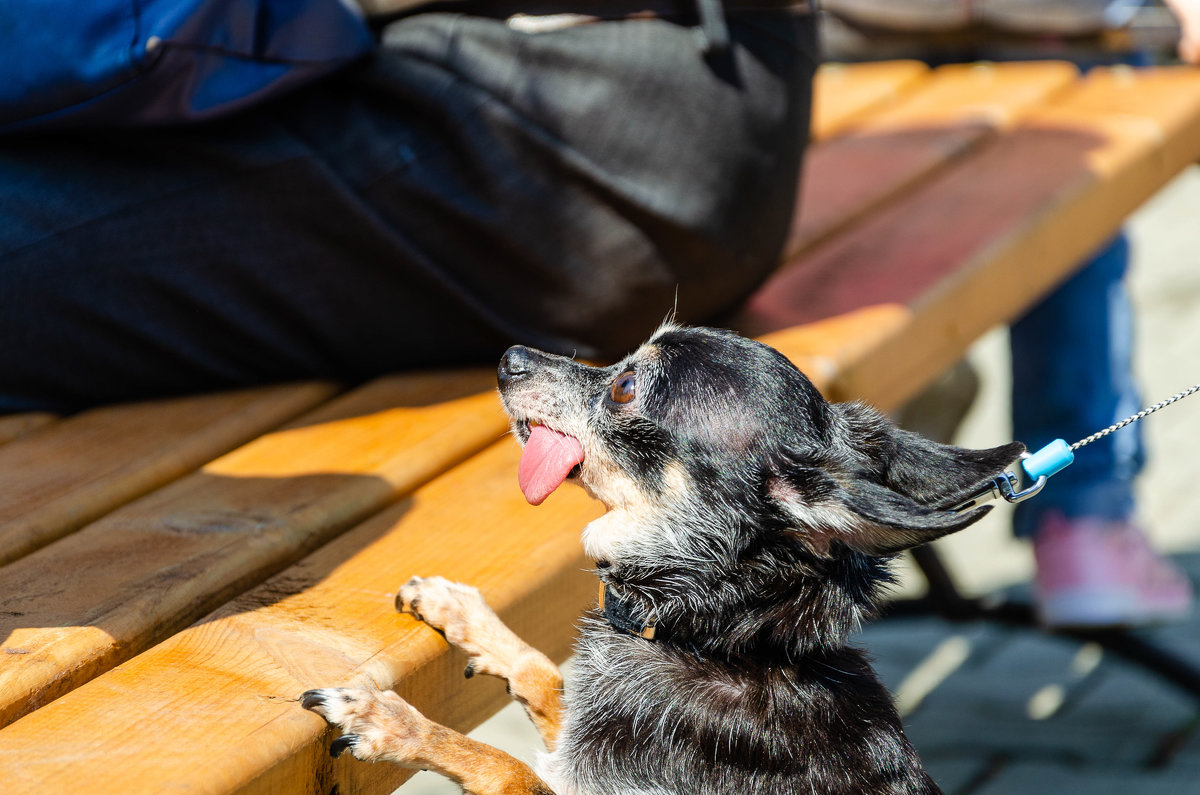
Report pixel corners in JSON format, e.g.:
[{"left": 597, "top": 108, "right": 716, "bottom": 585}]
[
  {"left": 396, "top": 576, "right": 488, "bottom": 633},
  {"left": 396, "top": 577, "right": 511, "bottom": 679},
  {"left": 301, "top": 687, "right": 428, "bottom": 765}
]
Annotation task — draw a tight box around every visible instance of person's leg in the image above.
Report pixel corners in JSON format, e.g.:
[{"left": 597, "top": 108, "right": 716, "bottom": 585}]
[
  {"left": 1011, "top": 234, "right": 1142, "bottom": 535},
  {"left": 1011, "top": 235, "right": 1191, "bottom": 626},
  {"left": 0, "top": 10, "right": 819, "bottom": 414},
  {"left": 0, "top": 116, "right": 510, "bottom": 413}
]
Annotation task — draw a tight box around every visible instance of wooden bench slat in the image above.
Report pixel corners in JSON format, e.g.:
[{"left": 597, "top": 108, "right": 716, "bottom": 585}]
[
  {"left": 847, "top": 61, "right": 1079, "bottom": 133},
  {"left": 0, "top": 370, "right": 506, "bottom": 728},
  {"left": 739, "top": 66, "right": 1200, "bottom": 411},
  {"left": 811, "top": 60, "right": 929, "bottom": 141},
  {"left": 1054, "top": 65, "right": 1200, "bottom": 176},
  {"left": 0, "top": 384, "right": 339, "bottom": 566},
  {"left": 758, "top": 304, "right": 912, "bottom": 401},
  {"left": 831, "top": 69, "right": 1200, "bottom": 410},
  {"left": 0, "top": 441, "right": 602, "bottom": 795},
  {"left": 792, "top": 62, "right": 1079, "bottom": 258},
  {"left": 0, "top": 413, "right": 56, "bottom": 447}
]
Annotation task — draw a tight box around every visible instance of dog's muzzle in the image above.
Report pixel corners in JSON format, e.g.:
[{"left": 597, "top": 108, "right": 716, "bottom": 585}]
[{"left": 498, "top": 345, "right": 536, "bottom": 388}]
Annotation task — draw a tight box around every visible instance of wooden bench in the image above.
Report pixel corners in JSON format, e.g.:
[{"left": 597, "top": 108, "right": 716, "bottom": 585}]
[{"left": 2, "top": 60, "right": 1200, "bottom": 793}]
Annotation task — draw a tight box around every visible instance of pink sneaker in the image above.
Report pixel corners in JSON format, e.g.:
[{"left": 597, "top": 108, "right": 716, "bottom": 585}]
[{"left": 1033, "top": 514, "right": 1194, "bottom": 629}]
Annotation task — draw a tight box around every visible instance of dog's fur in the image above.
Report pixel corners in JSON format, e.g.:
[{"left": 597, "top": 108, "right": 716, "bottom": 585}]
[{"left": 304, "top": 325, "right": 1023, "bottom": 794}]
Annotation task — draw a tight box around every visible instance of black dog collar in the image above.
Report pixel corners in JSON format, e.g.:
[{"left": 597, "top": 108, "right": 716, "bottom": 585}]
[{"left": 599, "top": 582, "right": 658, "bottom": 641}]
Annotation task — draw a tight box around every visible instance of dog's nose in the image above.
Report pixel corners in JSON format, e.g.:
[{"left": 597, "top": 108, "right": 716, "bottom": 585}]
[{"left": 498, "top": 345, "right": 534, "bottom": 386}]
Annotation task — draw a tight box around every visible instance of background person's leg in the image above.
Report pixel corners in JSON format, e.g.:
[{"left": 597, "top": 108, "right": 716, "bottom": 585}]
[
  {"left": 1011, "top": 236, "right": 1191, "bottom": 626},
  {"left": 1011, "top": 235, "right": 1143, "bottom": 535}
]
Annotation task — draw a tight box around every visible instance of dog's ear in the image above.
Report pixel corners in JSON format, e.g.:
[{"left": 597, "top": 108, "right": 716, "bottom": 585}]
[
  {"left": 766, "top": 454, "right": 997, "bottom": 556},
  {"left": 833, "top": 476, "right": 996, "bottom": 555},
  {"left": 767, "top": 404, "right": 1024, "bottom": 557},
  {"left": 834, "top": 402, "right": 1025, "bottom": 511}
]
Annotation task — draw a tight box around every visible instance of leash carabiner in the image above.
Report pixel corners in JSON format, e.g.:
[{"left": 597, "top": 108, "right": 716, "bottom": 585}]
[
  {"left": 952, "top": 439, "right": 1074, "bottom": 513},
  {"left": 948, "top": 381, "right": 1197, "bottom": 514}
]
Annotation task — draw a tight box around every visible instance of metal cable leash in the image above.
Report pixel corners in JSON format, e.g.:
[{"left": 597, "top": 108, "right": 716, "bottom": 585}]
[
  {"left": 1071, "top": 382, "right": 1200, "bottom": 451},
  {"left": 954, "top": 380, "right": 1200, "bottom": 513}
]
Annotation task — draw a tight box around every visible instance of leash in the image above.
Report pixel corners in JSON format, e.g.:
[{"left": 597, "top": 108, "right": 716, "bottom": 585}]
[{"left": 953, "top": 382, "right": 1200, "bottom": 513}]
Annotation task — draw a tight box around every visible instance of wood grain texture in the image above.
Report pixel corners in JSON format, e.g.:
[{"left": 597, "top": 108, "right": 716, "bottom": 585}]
[
  {"left": 0, "top": 384, "right": 339, "bottom": 566},
  {"left": 0, "top": 413, "right": 56, "bottom": 447},
  {"left": 846, "top": 61, "right": 1079, "bottom": 134},
  {"left": 0, "top": 441, "right": 602, "bottom": 795},
  {"left": 789, "top": 62, "right": 1080, "bottom": 258},
  {"left": 0, "top": 370, "right": 507, "bottom": 728}
]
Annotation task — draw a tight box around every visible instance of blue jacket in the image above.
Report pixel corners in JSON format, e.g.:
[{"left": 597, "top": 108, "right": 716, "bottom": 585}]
[{"left": 0, "top": 0, "right": 374, "bottom": 132}]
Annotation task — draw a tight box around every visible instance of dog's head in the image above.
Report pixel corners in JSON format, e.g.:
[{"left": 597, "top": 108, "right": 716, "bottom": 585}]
[
  {"left": 499, "top": 325, "right": 1022, "bottom": 567},
  {"left": 500, "top": 325, "right": 1024, "bottom": 655}
]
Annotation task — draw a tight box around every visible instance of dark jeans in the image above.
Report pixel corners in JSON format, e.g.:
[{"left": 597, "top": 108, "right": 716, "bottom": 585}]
[
  {"left": 1010, "top": 234, "right": 1143, "bottom": 536},
  {"left": 0, "top": 10, "right": 818, "bottom": 413}
]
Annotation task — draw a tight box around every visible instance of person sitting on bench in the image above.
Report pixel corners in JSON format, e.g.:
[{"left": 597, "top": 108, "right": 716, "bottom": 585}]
[{"left": 0, "top": 0, "right": 818, "bottom": 414}]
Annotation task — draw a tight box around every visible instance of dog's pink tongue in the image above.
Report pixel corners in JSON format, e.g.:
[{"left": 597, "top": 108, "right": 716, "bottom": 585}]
[{"left": 518, "top": 424, "right": 585, "bottom": 506}]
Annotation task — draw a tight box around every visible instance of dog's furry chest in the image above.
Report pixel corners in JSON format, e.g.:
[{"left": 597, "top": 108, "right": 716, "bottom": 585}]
[{"left": 539, "top": 619, "right": 939, "bottom": 795}]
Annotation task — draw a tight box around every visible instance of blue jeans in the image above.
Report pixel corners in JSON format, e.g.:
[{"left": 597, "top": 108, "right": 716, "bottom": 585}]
[{"left": 1010, "top": 234, "right": 1144, "bottom": 537}]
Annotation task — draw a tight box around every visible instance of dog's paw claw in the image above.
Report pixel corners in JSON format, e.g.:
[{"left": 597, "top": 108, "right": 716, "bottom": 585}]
[
  {"left": 394, "top": 577, "right": 510, "bottom": 679},
  {"left": 330, "top": 734, "right": 358, "bottom": 759},
  {"left": 298, "top": 687, "right": 428, "bottom": 765},
  {"left": 301, "top": 688, "right": 333, "bottom": 714},
  {"left": 396, "top": 576, "right": 426, "bottom": 617},
  {"left": 395, "top": 577, "right": 487, "bottom": 633}
]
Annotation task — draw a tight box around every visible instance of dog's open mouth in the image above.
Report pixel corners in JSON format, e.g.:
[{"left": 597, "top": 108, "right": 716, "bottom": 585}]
[{"left": 518, "top": 420, "right": 585, "bottom": 506}]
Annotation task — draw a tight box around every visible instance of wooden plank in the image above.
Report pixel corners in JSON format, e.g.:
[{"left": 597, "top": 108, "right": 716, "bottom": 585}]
[
  {"left": 758, "top": 304, "right": 911, "bottom": 399},
  {"left": 811, "top": 60, "right": 929, "bottom": 141},
  {"left": 788, "top": 62, "right": 1079, "bottom": 258},
  {"left": 0, "top": 384, "right": 339, "bottom": 566},
  {"left": 742, "top": 67, "right": 1200, "bottom": 412},
  {"left": 847, "top": 62, "right": 1080, "bottom": 134},
  {"left": 0, "top": 369, "right": 508, "bottom": 729},
  {"left": 0, "top": 413, "right": 56, "bottom": 447},
  {"left": 0, "top": 441, "right": 603, "bottom": 795},
  {"left": 1053, "top": 65, "right": 1200, "bottom": 177}
]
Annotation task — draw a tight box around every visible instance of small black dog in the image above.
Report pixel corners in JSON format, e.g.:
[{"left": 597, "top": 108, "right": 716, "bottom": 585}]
[{"left": 304, "top": 325, "right": 1023, "bottom": 794}]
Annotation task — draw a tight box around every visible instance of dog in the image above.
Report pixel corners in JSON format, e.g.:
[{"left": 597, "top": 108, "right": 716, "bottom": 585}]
[{"left": 303, "top": 324, "right": 1023, "bottom": 794}]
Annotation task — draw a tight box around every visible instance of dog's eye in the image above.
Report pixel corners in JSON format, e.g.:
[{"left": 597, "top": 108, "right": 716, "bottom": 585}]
[{"left": 609, "top": 371, "right": 637, "bottom": 405}]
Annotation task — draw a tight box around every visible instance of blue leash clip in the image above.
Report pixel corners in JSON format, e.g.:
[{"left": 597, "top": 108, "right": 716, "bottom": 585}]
[
  {"left": 953, "top": 439, "right": 1075, "bottom": 513},
  {"left": 949, "top": 381, "right": 1198, "bottom": 513}
]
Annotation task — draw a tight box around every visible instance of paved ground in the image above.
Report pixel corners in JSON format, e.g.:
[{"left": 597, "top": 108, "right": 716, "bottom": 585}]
[{"left": 398, "top": 166, "right": 1200, "bottom": 794}]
